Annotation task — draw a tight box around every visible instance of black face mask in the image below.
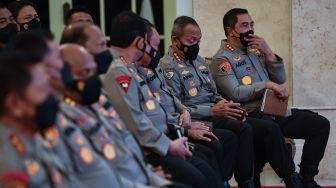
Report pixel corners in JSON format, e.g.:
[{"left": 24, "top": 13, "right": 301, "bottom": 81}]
[
  {"left": 0, "top": 23, "right": 17, "bottom": 43},
  {"left": 94, "top": 50, "right": 113, "bottom": 75},
  {"left": 178, "top": 39, "right": 199, "bottom": 61},
  {"left": 19, "top": 17, "right": 41, "bottom": 32},
  {"left": 60, "top": 63, "right": 73, "bottom": 86},
  {"left": 68, "top": 75, "right": 102, "bottom": 106},
  {"left": 235, "top": 30, "right": 254, "bottom": 47},
  {"left": 35, "top": 95, "right": 59, "bottom": 132},
  {"left": 146, "top": 46, "right": 161, "bottom": 70}
]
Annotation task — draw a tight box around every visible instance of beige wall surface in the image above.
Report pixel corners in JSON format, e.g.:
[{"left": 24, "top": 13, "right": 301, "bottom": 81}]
[
  {"left": 292, "top": 0, "right": 336, "bottom": 108},
  {"left": 193, "top": 0, "right": 292, "bottom": 97}
]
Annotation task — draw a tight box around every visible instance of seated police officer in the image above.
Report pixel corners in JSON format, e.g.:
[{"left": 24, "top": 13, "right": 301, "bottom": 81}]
[
  {"left": 210, "top": 8, "right": 330, "bottom": 188},
  {"left": 102, "top": 11, "right": 222, "bottom": 188},
  {"left": 160, "top": 15, "right": 256, "bottom": 188},
  {"left": 0, "top": 50, "right": 72, "bottom": 187},
  {"left": 136, "top": 18, "right": 240, "bottom": 187}
]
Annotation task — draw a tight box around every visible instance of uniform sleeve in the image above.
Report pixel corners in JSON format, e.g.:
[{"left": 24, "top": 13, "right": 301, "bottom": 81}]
[
  {"left": 264, "top": 54, "right": 286, "bottom": 84},
  {"left": 210, "top": 57, "right": 266, "bottom": 103},
  {"left": 0, "top": 135, "right": 29, "bottom": 188},
  {"left": 172, "top": 95, "right": 187, "bottom": 113},
  {"left": 103, "top": 65, "right": 170, "bottom": 156}
]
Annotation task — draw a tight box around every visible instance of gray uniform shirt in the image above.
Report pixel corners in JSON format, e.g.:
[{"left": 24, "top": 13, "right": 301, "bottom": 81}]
[
  {"left": 56, "top": 108, "right": 122, "bottom": 188},
  {"left": 102, "top": 48, "right": 170, "bottom": 156},
  {"left": 136, "top": 66, "right": 187, "bottom": 126},
  {"left": 210, "top": 40, "right": 286, "bottom": 112},
  {"left": 0, "top": 124, "right": 69, "bottom": 188},
  {"left": 160, "top": 47, "right": 223, "bottom": 120}
]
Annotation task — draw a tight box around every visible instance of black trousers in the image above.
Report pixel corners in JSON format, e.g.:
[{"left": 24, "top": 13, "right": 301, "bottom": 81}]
[
  {"left": 211, "top": 116, "right": 254, "bottom": 182},
  {"left": 191, "top": 128, "right": 238, "bottom": 181},
  {"left": 250, "top": 109, "right": 330, "bottom": 175},
  {"left": 246, "top": 116, "right": 295, "bottom": 178},
  {"left": 146, "top": 153, "right": 222, "bottom": 188}
]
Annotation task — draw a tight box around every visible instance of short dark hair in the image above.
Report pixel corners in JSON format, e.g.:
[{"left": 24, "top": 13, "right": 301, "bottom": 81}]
[
  {"left": 223, "top": 8, "right": 248, "bottom": 37},
  {"left": 171, "top": 16, "right": 199, "bottom": 38},
  {"left": 0, "top": 50, "right": 40, "bottom": 114},
  {"left": 60, "top": 22, "right": 90, "bottom": 45},
  {"left": 8, "top": 0, "right": 37, "bottom": 21},
  {"left": 0, "top": 3, "right": 7, "bottom": 9},
  {"left": 109, "top": 11, "right": 147, "bottom": 48},
  {"left": 65, "top": 6, "right": 93, "bottom": 25},
  {"left": 7, "top": 29, "right": 54, "bottom": 61}
]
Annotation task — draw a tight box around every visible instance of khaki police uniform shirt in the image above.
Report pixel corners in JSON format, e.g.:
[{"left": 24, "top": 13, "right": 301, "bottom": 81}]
[
  {"left": 210, "top": 40, "right": 286, "bottom": 112},
  {"left": 160, "top": 47, "right": 223, "bottom": 120},
  {"left": 102, "top": 48, "right": 170, "bottom": 156}
]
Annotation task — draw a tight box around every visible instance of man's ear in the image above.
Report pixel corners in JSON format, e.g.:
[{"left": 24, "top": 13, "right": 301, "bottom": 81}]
[
  {"left": 172, "top": 36, "right": 179, "bottom": 47},
  {"left": 132, "top": 36, "right": 144, "bottom": 50},
  {"left": 227, "top": 27, "right": 236, "bottom": 37},
  {"left": 4, "top": 92, "right": 24, "bottom": 118}
]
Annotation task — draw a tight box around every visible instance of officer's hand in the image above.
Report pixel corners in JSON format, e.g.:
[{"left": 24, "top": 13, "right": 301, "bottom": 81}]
[
  {"left": 266, "top": 81, "right": 289, "bottom": 100},
  {"left": 246, "top": 34, "right": 277, "bottom": 62},
  {"left": 188, "top": 129, "right": 219, "bottom": 142},
  {"left": 168, "top": 137, "right": 192, "bottom": 159},
  {"left": 211, "top": 101, "right": 244, "bottom": 120},
  {"left": 190, "top": 121, "right": 210, "bottom": 131},
  {"left": 152, "top": 165, "right": 172, "bottom": 179},
  {"left": 179, "top": 110, "right": 191, "bottom": 127}
]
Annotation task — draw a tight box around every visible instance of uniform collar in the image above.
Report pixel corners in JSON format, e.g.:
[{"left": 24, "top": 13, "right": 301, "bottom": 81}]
[
  {"left": 221, "top": 39, "right": 236, "bottom": 52},
  {"left": 168, "top": 46, "right": 185, "bottom": 63},
  {"left": 109, "top": 47, "right": 121, "bottom": 59}
]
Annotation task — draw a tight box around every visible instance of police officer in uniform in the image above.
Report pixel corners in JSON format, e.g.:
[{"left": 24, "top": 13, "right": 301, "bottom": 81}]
[
  {"left": 136, "top": 19, "right": 239, "bottom": 186},
  {"left": 103, "top": 11, "right": 222, "bottom": 188},
  {"left": 59, "top": 44, "right": 173, "bottom": 188},
  {"left": 0, "top": 51, "right": 71, "bottom": 188},
  {"left": 210, "top": 8, "right": 330, "bottom": 188},
  {"left": 160, "top": 16, "right": 256, "bottom": 188},
  {"left": 8, "top": 30, "right": 123, "bottom": 188}
]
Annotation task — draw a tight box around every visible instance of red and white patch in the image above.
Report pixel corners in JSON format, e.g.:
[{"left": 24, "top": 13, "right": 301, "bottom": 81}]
[
  {"left": 217, "top": 60, "right": 231, "bottom": 73},
  {"left": 115, "top": 75, "right": 132, "bottom": 93}
]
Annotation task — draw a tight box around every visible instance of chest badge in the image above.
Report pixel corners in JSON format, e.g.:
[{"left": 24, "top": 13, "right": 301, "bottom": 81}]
[
  {"left": 164, "top": 71, "right": 174, "bottom": 80},
  {"left": 181, "top": 70, "right": 189, "bottom": 75},
  {"left": 145, "top": 99, "right": 156, "bottom": 111},
  {"left": 80, "top": 147, "right": 94, "bottom": 164},
  {"left": 241, "top": 76, "right": 253, "bottom": 85},
  {"left": 198, "top": 65, "right": 206, "bottom": 70},
  {"left": 188, "top": 88, "right": 198, "bottom": 97},
  {"left": 233, "top": 55, "right": 241, "bottom": 61},
  {"left": 103, "top": 143, "right": 116, "bottom": 161}
]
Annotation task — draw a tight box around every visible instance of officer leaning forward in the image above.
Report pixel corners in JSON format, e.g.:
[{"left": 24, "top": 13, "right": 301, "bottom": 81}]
[
  {"left": 136, "top": 18, "right": 239, "bottom": 187},
  {"left": 210, "top": 8, "right": 330, "bottom": 188},
  {"left": 0, "top": 51, "right": 72, "bottom": 188},
  {"left": 102, "top": 11, "right": 222, "bottom": 188}
]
